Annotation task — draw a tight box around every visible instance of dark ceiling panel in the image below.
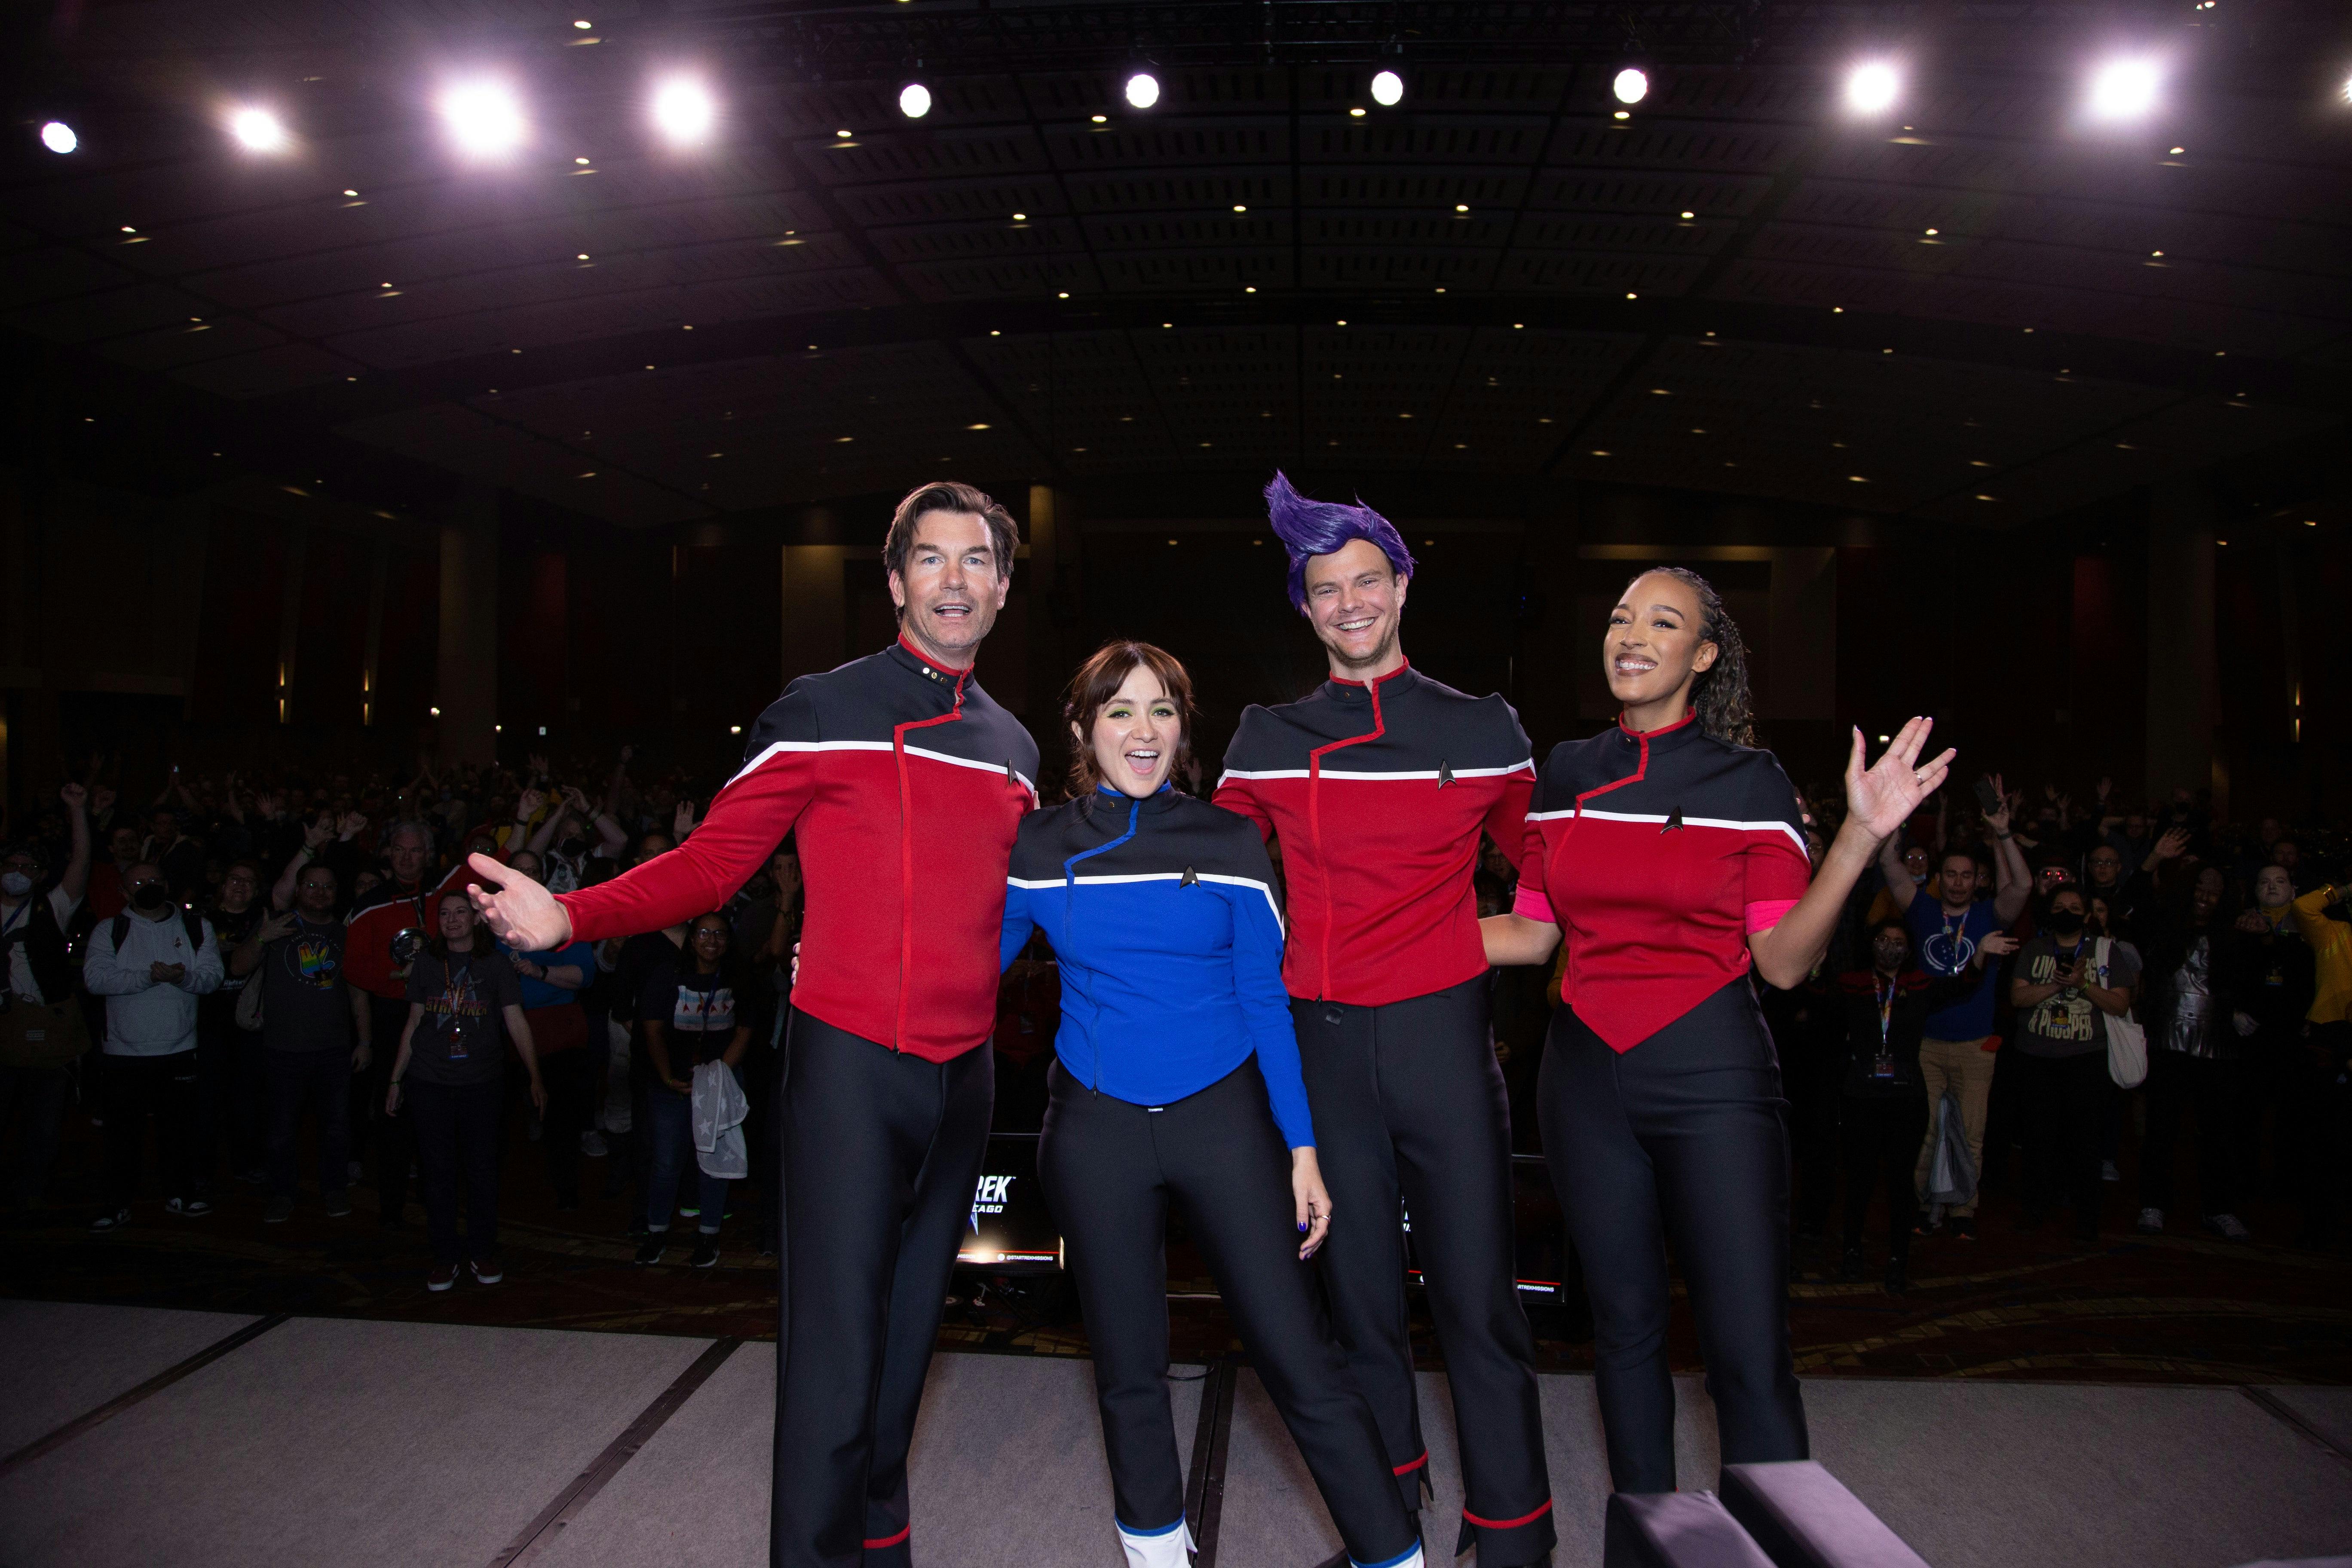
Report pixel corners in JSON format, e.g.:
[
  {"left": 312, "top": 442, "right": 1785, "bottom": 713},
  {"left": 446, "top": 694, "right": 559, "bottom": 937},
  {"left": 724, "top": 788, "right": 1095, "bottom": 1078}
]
[
  {"left": 100, "top": 314, "right": 290, "bottom": 372},
  {"left": 171, "top": 340, "right": 366, "bottom": 398}
]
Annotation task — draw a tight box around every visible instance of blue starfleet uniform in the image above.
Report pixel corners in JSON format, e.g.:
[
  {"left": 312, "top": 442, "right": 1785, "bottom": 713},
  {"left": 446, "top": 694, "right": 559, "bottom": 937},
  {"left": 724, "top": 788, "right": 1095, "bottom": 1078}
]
[{"left": 1008, "top": 784, "right": 1422, "bottom": 1568}]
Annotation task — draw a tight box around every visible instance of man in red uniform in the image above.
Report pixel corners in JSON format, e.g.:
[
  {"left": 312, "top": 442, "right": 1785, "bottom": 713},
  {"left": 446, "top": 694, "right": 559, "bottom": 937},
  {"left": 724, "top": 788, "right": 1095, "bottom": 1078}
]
[
  {"left": 1214, "top": 475, "right": 1553, "bottom": 1568},
  {"left": 469, "top": 482, "right": 1037, "bottom": 1568}
]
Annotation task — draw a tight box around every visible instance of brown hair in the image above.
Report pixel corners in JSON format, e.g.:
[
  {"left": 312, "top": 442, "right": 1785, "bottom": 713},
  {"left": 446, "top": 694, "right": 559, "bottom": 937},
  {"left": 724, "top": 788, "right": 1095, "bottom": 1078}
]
[
  {"left": 1062, "top": 640, "right": 1196, "bottom": 802},
  {"left": 883, "top": 481, "right": 1019, "bottom": 608}
]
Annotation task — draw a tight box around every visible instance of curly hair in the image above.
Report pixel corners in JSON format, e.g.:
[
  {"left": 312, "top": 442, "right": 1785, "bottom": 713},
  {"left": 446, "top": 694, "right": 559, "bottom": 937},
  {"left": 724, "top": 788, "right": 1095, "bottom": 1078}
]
[{"left": 1624, "top": 566, "right": 1754, "bottom": 748}]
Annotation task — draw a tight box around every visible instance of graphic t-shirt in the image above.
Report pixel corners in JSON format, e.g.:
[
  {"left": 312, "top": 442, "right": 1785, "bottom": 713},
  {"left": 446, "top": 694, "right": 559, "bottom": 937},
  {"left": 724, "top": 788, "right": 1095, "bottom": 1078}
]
[
  {"left": 1905, "top": 898, "right": 2006, "bottom": 1041},
  {"left": 639, "top": 963, "right": 741, "bottom": 1069},
  {"left": 403, "top": 949, "right": 523, "bottom": 1086},
  {"left": 260, "top": 917, "right": 353, "bottom": 1054},
  {"left": 2016, "top": 934, "right": 2142, "bottom": 1059},
  {"left": 499, "top": 939, "right": 594, "bottom": 1012}
]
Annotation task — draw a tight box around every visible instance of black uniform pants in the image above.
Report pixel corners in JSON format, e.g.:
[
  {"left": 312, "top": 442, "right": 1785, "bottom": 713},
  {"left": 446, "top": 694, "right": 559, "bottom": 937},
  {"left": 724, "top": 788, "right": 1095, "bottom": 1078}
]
[
  {"left": 407, "top": 1077, "right": 502, "bottom": 1266},
  {"left": 266, "top": 1047, "right": 352, "bottom": 1201},
  {"left": 364, "top": 993, "right": 416, "bottom": 1222},
  {"left": 1539, "top": 980, "right": 1807, "bottom": 1495},
  {"left": 774, "top": 1009, "right": 992, "bottom": 1568},
  {"left": 1037, "top": 1058, "right": 1417, "bottom": 1567},
  {"left": 1838, "top": 1094, "right": 1927, "bottom": 1262},
  {"left": 1293, "top": 975, "right": 1553, "bottom": 1566}
]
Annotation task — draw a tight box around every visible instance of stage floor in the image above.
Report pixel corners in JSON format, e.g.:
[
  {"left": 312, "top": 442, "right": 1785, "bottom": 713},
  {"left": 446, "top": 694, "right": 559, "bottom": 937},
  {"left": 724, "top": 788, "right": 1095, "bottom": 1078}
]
[{"left": 2, "top": 1302, "right": 2346, "bottom": 1568}]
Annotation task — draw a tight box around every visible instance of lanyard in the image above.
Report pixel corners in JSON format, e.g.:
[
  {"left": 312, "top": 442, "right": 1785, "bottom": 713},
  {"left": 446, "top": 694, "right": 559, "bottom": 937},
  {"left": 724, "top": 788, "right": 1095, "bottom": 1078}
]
[
  {"left": 1874, "top": 974, "right": 1896, "bottom": 1045},
  {"left": 0, "top": 900, "right": 28, "bottom": 941}
]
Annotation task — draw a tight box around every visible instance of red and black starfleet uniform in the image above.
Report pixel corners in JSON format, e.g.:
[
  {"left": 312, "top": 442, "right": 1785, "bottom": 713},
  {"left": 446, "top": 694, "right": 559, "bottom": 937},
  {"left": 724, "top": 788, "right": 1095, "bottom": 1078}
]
[
  {"left": 559, "top": 637, "right": 1037, "bottom": 1568},
  {"left": 1514, "top": 710, "right": 1813, "bottom": 1495},
  {"left": 1216, "top": 661, "right": 1555, "bottom": 1568}
]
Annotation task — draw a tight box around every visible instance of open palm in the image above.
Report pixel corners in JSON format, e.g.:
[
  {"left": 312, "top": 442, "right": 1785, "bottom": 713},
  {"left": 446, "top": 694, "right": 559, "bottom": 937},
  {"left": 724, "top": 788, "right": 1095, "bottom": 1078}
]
[
  {"left": 1845, "top": 717, "right": 1956, "bottom": 841},
  {"left": 465, "top": 852, "right": 572, "bottom": 950}
]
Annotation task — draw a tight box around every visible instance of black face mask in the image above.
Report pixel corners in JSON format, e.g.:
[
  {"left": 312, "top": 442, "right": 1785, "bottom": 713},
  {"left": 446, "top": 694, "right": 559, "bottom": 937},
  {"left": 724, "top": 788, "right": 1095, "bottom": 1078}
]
[
  {"left": 2043, "top": 908, "right": 2085, "bottom": 937},
  {"left": 130, "top": 882, "right": 170, "bottom": 913},
  {"left": 1871, "top": 942, "right": 1908, "bottom": 971},
  {"left": 557, "top": 837, "right": 588, "bottom": 858}
]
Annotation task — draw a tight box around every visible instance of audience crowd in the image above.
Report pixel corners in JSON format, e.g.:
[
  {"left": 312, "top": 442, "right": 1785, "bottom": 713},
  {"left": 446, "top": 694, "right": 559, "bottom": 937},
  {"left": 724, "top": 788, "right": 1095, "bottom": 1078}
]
[{"left": 0, "top": 747, "right": 2346, "bottom": 1301}]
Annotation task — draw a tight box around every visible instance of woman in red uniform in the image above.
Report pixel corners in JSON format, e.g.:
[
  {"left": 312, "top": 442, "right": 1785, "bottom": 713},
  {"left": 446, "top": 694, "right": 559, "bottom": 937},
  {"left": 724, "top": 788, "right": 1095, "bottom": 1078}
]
[{"left": 1481, "top": 568, "right": 1951, "bottom": 1494}]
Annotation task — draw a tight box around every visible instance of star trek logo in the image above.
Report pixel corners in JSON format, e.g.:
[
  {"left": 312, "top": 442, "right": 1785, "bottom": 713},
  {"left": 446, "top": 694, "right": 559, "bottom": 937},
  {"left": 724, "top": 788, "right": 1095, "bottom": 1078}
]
[
  {"left": 1661, "top": 805, "right": 1685, "bottom": 833},
  {"left": 970, "top": 1173, "right": 1014, "bottom": 1231},
  {"left": 1180, "top": 866, "right": 1198, "bottom": 887},
  {"left": 1437, "top": 760, "right": 1455, "bottom": 787}
]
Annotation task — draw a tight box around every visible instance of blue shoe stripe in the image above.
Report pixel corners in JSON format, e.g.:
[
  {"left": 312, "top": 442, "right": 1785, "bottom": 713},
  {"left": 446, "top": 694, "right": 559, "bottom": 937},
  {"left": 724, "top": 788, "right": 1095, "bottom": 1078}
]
[
  {"left": 1116, "top": 1517, "right": 1185, "bottom": 1539},
  {"left": 1352, "top": 1544, "right": 1422, "bottom": 1568}
]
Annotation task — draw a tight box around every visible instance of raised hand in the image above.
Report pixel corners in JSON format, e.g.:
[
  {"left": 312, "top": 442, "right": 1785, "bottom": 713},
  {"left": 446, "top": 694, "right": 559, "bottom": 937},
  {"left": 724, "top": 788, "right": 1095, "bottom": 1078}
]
[
  {"left": 337, "top": 811, "right": 369, "bottom": 840},
  {"left": 515, "top": 787, "right": 546, "bottom": 821},
  {"left": 673, "top": 799, "right": 698, "bottom": 840},
  {"left": 465, "top": 852, "right": 572, "bottom": 951},
  {"left": 562, "top": 785, "right": 593, "bottom": 815},
  {"left": 1978, "top": 930, "right": 2021, "bottom": 960},
  {"left": 59, "top": 781, "right": 88, "bottom": 812},
  {"left": 257, "top": 909, "right": 299, "bottom": 942},
  {"left": 1843, "top": 718, "right": 1956, "bottom": 843},
  {"left": 1982, "top": 772, "right": 2013, "bottom": 835},
  {"left": 2150, "top": 827, "right": 2192, "bottom": 862},
  {"left": 303, "top": 817, "right": 334, "bottom": 851}
]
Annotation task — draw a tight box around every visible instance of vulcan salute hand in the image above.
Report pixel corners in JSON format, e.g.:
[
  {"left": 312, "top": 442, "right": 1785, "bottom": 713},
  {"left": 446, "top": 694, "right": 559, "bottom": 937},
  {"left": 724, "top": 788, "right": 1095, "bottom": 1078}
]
[
  {"left": 466, "top": 852, "right": 573, "bottom": 950},
  {"left": 1844, "top": 717, "right": 1956, "bottom": 843}
]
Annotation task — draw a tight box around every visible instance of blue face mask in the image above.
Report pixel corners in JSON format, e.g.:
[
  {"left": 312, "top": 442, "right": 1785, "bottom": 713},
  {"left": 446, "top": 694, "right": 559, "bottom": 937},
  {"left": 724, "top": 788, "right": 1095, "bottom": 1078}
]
[{"left": 1, "top": 871, "right": 33, "bottom": 897}]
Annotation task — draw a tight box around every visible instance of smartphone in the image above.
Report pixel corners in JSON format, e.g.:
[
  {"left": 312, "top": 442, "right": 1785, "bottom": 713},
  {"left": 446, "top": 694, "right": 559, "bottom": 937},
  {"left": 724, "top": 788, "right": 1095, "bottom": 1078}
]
[{"left": 1973, "top": 776, "right": 2003, "bottom": 817}]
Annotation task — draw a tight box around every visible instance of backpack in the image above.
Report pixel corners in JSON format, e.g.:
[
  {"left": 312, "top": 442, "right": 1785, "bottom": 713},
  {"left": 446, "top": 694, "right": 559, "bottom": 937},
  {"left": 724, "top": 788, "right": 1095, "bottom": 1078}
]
[{"left": 110, "top": 907, "right": 207, "bottom": 957}]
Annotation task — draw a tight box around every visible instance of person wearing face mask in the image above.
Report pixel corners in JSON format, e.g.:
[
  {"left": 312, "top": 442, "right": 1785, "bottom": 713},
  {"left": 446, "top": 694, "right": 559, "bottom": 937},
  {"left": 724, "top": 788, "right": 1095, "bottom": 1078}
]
[
  {"left": 1010, "top": 641, "right": 1424, "bottom": 1568},
  {"left": 2009, "top": 884, "right": 2139, "bottom": 1244},
  {"left": 386, "top": 892, "right": 542, "bottom": 1290},
  {"left": 1484, "top": 567, "right": 1951, "bottom": 1497},
  {"left": 496, "top": 849, "right": 595, "bottom": 1211},
  {"left": 1823, "top": 919, "right": 2018, "bottom": 1293},
  {"left": 80, "top": 860, "right": 224, "bottom": 1230},
  {"left": 2136, "top": 865, "right": 2255, "bottom": 1238},
  {"left": 1215, "top": 477, "right": 1551, "bottom": 1563},
  {"left": 0, "top": 784, "right": 94, "bottom": 1212}
]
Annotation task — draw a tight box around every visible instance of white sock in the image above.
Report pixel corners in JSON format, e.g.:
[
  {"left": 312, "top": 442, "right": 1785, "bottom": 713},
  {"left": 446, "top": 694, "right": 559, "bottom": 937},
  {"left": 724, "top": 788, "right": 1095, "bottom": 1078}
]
[{"left": 1116, "top": 1518, "right": 1194, "bottom": 1568}]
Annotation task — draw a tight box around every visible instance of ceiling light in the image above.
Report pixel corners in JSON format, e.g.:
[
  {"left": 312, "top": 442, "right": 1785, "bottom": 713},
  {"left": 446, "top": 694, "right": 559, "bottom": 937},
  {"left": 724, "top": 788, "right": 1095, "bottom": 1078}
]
[
  {"left": 650, "top": 77, "right": 716, "bottom": 144},
  {"left": 1680, "top": 209, "right": 1695, "bottom": 219},
  {"left": 1614, "top": 110, "right": 1630, "bottom": 121},
  {"left": 1924, "top": 227, "right": 1939, "bottom": 235},
  {"left": 1614, "top": 67, "right": 1650, "bottom": 104},
  {"left": 1059, "top": 290, "right": 1070, "bottom": 297},
  {"left": 1349, "top": 107, "right": 1366, "bottom": 118},
  {"left": 575, "top": 156, "right": 589, "bottom": 165},
  {"left": 229, "top": 107, "right": 290, "bottom": 152},
  {"left": 899, "top": 82, "right": 932, "bottom": 119},
  {"left": 40, "top": 120, "right": 77, "bottom": 154},
  {"left": 1234, "top": 203, "right": 1247, "bottom": 212},
  {"left": 573, "top": 18, "right": 591, "bottom": 28},
  {"left": 967, "top": 422, "right": 990, "bottom": 430},
  {"left": 440, "top": 80, "right": 528, "bottom": 158},
  {"left": 1012, "top": 211, "right": 1026, "bottom": 220},
  {"left": 1371, "top": 69, "right": 1405, "bottom": 107},
  {"left": 1090, "top": 114, "right": 1107, "bottom": 124},
  {"left": 576, "top": 251, "right": 590, "bottom": 260},
  {"left": 1845, "top": 61, "right": 1900, "bottom": 114},
  {"left": 1455, "top": 203, "right": 1469, "bottom": 212},
  {"left": 2086, "top": 57, "right": 2163, "bottom": 121},
  {"left": 1125, "top": 71, "right": 1161, "bottom": 110},
  {"left": 2170, "top": 145, "right": 2186, "bottom": 154},
  {"left": 836, "top": 129, "right": 852, "bottom": 138}
]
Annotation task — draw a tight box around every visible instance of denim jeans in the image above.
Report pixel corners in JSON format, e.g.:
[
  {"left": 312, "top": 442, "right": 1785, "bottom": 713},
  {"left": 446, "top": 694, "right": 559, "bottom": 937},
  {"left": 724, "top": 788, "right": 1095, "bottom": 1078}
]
[{"left": 645, "top": 1068, "right": 734, "bottom": 1234}]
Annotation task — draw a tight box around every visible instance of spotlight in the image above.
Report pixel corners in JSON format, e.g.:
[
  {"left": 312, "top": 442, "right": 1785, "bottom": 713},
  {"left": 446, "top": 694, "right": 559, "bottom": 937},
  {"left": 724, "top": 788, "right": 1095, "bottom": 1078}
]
[
  {"left": 1124, "top": 71, "right": 1161, "bottom": 110},
  {"left": 650, "top": 77, "right": 716, "bottom": 145},
  {"left": 1613, "top": 67, "right": 1649, "bottom": 105},
  {"left": 228, "top": 106, "right": 289, "bottom": 152},
  {"left": 40, "top": 119, "right": 77, "bottom": 154},
  {"left": 1845, "top": 62, "right": 1900, "bottom": 114},
  {"left": 2086, "top": 57, "right": 2163, "bottom": 121},
  {"left": 898, "top": 81, "right": 932, "bottom": 119},
  {"left": 439, "top": 80, "right": 528, "bottom": 158},
  {"left": 1370, "top": 69, "right": 1404, "bottom": 107}
]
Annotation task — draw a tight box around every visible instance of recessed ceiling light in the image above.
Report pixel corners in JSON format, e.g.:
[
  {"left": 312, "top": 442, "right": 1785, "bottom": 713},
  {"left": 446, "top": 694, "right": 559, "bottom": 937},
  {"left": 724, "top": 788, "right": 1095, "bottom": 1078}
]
[
  {"left": 1233, "top": 203, "right": 1247, "bottom": 213},
  {"left": 1012, "top": 211, "right": 1026, "bottom": 220},
  {"left": 1243, "top": 285, "right": 1256, "bottom": 293},
  {"left": 1849, "top": 475, "right": 1868, "bottom": 483},
  {"left": 1626, "top": 292, "right": 1638, "bottom": 299},
  {"left": 1058, "top": 290, "right": 1070, "bottom": 297},
  {"left": 575, "top": 156, "right": 590, "bottom": 165},
  {"left": 1590, "top": 449, "right": 1610, "bottom": 456},
  {"left": 1090, "top": 114, "right": 1107, "bottom": 124},
  {"left": 1349, "top": 107, "right": 1366, "bottom": 118},
  {"left": 1455, "top": 203, "right": 1469, "bottom": 212},
  {"left": 573, "top": 18, "right": 592, "bottom": 28},
  {"left": 343, "top": 188, "right": 358, "bottom": 196},
  {"left": 1613, "top": 110, "right": 1630, "bottom": 120},
  {"left": 576, "top": 252, "right": 589, "bottom": 260},
  {"left": 1924, "top": 227, "right": 1938, "bottom": 235},
  {"left": 1680, "top": 209, "right": 1695, "bottom": 219},
  {"left": 967, "top": 423, "right": 990, "bottom": 430}
]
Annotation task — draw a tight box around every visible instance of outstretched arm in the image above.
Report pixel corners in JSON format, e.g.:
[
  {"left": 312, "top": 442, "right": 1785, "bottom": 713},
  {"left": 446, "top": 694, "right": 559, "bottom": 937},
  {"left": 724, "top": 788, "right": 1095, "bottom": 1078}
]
[
  {"left": 1983, "top": 777, "right": 2030, "bottom": 924},
  {"left": 1749, "top": 719, "right": 1954, "bottom": 990},
  {"left": 1875, "top": 827, "right": 1918, "bottom": 914},
  {"left": 58, "top": 783, "right": 92, "bottom": 904}
]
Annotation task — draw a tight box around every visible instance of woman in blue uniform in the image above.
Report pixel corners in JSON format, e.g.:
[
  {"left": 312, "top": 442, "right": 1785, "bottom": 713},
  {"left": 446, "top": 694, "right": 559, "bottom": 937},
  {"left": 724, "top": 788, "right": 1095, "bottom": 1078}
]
[
  {"left": 1005, "top": 640, "right": 1423, "bottom": 1568},
  {"left": 1481, "top": 568, "right": 1953, "bottom": 1494}
]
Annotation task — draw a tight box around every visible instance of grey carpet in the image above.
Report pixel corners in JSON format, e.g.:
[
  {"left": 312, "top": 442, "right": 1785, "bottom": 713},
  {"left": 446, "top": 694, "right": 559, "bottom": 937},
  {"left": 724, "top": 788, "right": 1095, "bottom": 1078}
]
[
  {"left": 2263, "top": 1387, "right": 2352, "bottom": 1463},
  {"left": 0, "top": 1300, "right": 259, "bottom": 1457},
  {"left": 0, "top": 1316, "right": 710, "bottom": 1568},
  {"left": 537, "top": 1347, "right": 1204, "bottom": 1568}
]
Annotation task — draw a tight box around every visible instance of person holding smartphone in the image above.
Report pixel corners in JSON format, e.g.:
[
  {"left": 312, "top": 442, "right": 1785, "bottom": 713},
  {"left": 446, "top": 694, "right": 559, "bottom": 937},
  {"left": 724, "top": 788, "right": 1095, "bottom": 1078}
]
[
  {"left": 1873, "top": 773, "right": 2030, "bottom": 1240},
  {"left": 2009, "top": 882, "right": 2138, "bottom": 1243}
]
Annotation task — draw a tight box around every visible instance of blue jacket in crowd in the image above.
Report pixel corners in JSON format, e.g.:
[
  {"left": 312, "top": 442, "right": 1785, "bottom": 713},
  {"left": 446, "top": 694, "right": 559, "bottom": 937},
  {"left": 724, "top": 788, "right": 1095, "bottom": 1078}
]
[{"left": 1000, "top": 784, "right": 1314, "bottom": 1149}]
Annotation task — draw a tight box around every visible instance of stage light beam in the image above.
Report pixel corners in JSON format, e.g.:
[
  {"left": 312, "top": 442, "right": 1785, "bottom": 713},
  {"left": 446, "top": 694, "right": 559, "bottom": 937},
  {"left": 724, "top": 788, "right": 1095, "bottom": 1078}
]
[
  {"left": 439, "top": 80, "right": 528, "bottom": 158},
  {"left": 1371, "top": 70, "right": 1404, "bottom": 107},
  {"left": 2086, "top": 57, "right": 2163, "bottom": 121},
  {"left": 898, "top": 82, "right": 932, "bottom": 119},
  {"left": 1613, "top": 67, "right": 1649, "bottom": 105},
  {"left": 650, "top": 78, "right": 716, "bottom": 145},
  {"left": 40, "top": 120, "right": 77, "bottom": 154},
  {"left": 1125, "top": 71, "right": 1161, "bottom": 109},
  {"left": 1845, "top": 62, "right": 1900, "bottom": 114},
  {"left": 229, "top": 107, "right": 290, "bottom": 152}
]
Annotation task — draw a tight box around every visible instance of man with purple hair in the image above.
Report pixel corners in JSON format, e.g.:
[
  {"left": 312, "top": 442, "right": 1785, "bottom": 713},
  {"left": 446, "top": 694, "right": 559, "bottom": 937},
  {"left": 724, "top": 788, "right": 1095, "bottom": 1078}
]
[{"left": 1214, "top": 474, "right": 1554, "bottom": 1567}]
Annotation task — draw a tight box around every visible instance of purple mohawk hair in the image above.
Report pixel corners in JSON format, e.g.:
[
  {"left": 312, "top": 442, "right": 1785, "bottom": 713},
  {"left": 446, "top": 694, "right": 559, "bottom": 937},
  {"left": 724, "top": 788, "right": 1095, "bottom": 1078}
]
[{"left": 1262, "top": 471, "right": 1417, "bottom": 610}]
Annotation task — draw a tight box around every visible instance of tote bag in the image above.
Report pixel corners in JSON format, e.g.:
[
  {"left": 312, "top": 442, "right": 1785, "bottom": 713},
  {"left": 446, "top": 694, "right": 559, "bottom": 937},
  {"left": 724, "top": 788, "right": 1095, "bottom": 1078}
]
[{"left": 2098, "top": 936, "right": 2148, "bottom": 1089}]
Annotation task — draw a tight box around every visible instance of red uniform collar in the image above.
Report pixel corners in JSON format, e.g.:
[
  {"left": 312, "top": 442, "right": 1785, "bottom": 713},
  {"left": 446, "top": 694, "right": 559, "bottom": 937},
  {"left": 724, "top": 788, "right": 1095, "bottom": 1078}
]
[
  {"left": 893, "top": 634, "right": 973, "bottom": 686},
  {"left": 1326, "top": 658, "right": 1412, "bottom": 693},
  {"left": 1616, "top": 708, "right": 1698, "bottom": 741}
]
